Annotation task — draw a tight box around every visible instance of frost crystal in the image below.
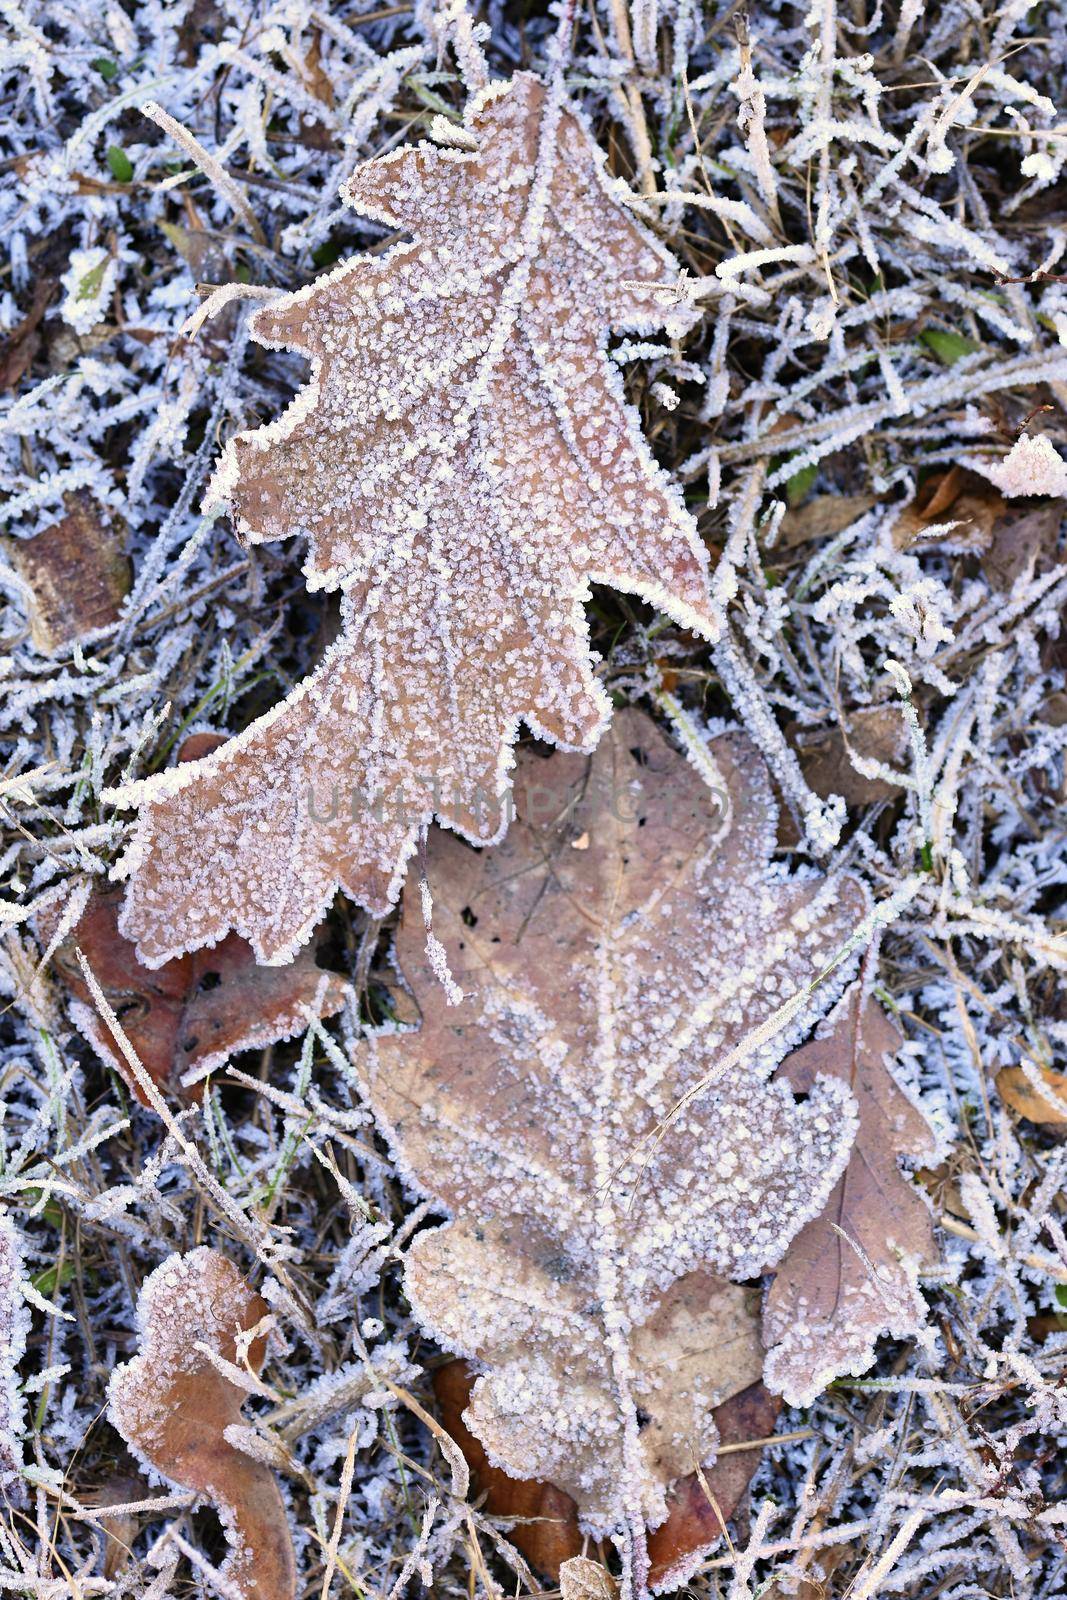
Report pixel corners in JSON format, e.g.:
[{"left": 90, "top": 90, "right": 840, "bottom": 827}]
[
  {"left": 357, "top": 710, "right": 867, "bottom": 1584},
  {"left": 0, "top": 1212, "right": 29, "bottom": 1501},
  {"left": 974, "top": 431, "right": 1067, "bottom": 497},
  {"left": 108, "top": 73, "right": 716, "bottom": 967}
]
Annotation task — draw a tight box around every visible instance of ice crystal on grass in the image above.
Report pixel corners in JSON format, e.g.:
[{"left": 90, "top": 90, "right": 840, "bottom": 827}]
[
  {"left": 0, "top": 1211, "right": 28, "bottom": 1501},
  {"left": 108, "top": 71, "right": 716, "bottom": 968},
  {"left": 357, "top": 710, "right": 868, "bottom": 1593}
]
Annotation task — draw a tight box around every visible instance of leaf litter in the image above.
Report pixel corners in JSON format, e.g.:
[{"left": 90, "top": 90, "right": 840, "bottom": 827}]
[{"left": 2, "top": 1, "right": 1067, "bottom": 1598}]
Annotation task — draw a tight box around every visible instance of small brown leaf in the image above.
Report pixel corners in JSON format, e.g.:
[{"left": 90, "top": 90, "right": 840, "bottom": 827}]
[
  {"left": 0, "top": 276, "right": 55, "bottom": 391},
  {"left": 777, "top": 494, "right": 876, "bottom": 548},
  {"left": 892, "top": 466, "right": 1003, "bottom": 553},
  {"left": 50, "top": 881, "right": 347, "bottom": 1104},
  {"left": 433, "top": 1360, "right": 583, "bottom": 1577},
  {"left": 560, "top": 1556, "right": 619, "bottom": 1599},
  {"left": 790, "top": 705, "right": 908, "bottom": 806},
  {"left": 4, "top": 493, "right": 130, "bottom": 653},
  {"left": 996, "top": 1065, "right": 1067, "bottom": 1125},
  {"left": 108, "top": 1248, "right": 296, "bottom": 1600},
  {"left": 764, "top": 989, "right": 937, "bottom": 1405}
]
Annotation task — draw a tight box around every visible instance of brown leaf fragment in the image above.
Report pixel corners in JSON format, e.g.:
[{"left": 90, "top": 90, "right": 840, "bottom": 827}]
[
  {"left": 359, "top": 708, "right": 869, "bottom": 1586},
  {"left": 0, "top": 276, "right": 54, "bottom": 391},
  {"left": 50, "top": 884, "right": 347, "bottom": 1103},
  {"left": 436, "top": 1361, "right": 778, "bottom": 1595},
  {"left": 982, "top": 499, "right": 1064, "bottom": 592},
  {"left": 891, "top": 467, "right": 1004, "bottom": 553},
  {"left": 108, "top": 71, "right": 717, "bottom": 968},
  {"left": 996, "top": 1065, "right": 1067, "bottom": 1125},
  {"left": 790, "top": 706, "right": 908, "bottom": 806},
  {"left": 108, "top": 1248, "right": 296, "bottom": 1600},
  {"left": 763, "top": 989, "right": 938, "bottom": 1406},
  {"left": 561, "top": 1556, "right": 619, "bottom": 1599},
  {"left": 0, "top": 1210, "right": 29, "bottom": 1503},
  {"left": 4, "top": 493, "right": 130, "bottom": 653},
  {"left": 434, "top": 1360, "right": 583, "bottom": 1577},
  {"left": 777, "top": 494, "right": 876, "bottom": 548},
  {"left": 645, "top": 1381, "right": 781, "bottom": 1593}
]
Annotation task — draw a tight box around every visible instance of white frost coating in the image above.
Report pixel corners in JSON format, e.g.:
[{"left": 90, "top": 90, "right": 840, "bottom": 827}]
[
  {"left": 973, "top": 433, "right": 1067, "bottom": 498},
  {"left": 59, "top": 246, "right": 117, "bottom": 335},
  {"left": 107, "top": 71, "right": 719, "bottom": 968},
  {"left": 358, "top": 713, "right": 869, "bottom": 1556},
  {"left": 0, "top": 1211, "right": 29, "bottom": 1501}
]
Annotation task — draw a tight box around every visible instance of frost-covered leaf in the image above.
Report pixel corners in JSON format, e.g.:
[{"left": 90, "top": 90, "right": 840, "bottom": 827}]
[
  {"left": 436, "top": 1358, "right": 779, "bottom": 1592},
  {"left": 763, "top": 989, "right": 937, "bottom": 1407},
  {"left": 48, "top": 882, "right": 347, "bottom": 1104},
  {"left": 107, "top": 71, "right": 716, "bottom": 968},
  {"left": 358, "top": 709, "right": 867, "bottom": 1586},
  {"left": 0, "top": 1211, "right": 29, "bottom": 1502},
  {"left": 108, "top": 1248, "right": 296, "bottom": 1600}
]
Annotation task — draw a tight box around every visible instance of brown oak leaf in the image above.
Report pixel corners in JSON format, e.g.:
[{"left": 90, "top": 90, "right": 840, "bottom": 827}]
[
  {"left": 356, "top": 708, "right": 870, "bottom": 1594},
  {"left": 108, "top": 1248, "right": 295, "bottom": 1600},
  {"left": 763, "top": 988, "right": 937, "bottom": 1406},
  {"left": 106, "top": 71, "right": 716, "bottom": 968},
  {"left": 49, "top": 883, "right": 347, "bottom": 1104}
]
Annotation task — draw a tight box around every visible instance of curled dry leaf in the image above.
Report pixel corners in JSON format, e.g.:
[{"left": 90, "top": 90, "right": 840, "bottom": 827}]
[
  {"left": 4, "top": 492, "right": 130, "bottom": 653},
  {"left": 358, "top": 708, "right": 868, "bottom": 1591},
  {"left": 892, "top": 465, "right": 1064, "bottom": 591},
  {"left": 0, "top": 1210, "right": 28, "bottom": 1502},
  {"left": 436, "top": 1359, "right": 779, "bottom": 1593},
  {"left": 763, "top": 988, "right": 937, "bottom": 1406},
  {"left": 107, "top": 71, "right": 716, "bottom": 968},
  {"left": 996, "top": 1065, "right": 1067, "bottom": 1125},
  {"left": 108, "top": 1248, "right": 296, "bottom": 1600},
  {"left": 48, "top": 885, "right": 347, "bottom": 1105}
]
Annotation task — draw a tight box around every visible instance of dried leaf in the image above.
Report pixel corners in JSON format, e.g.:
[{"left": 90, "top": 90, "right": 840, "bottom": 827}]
[
  {"left": 561, "top": 1556, "right": 619, "bottom": 1599},
  {"left": 436, "top": 1361, "right": 779, "bottom": 1593},
  {"left": 789, "top": 706, "right": 908, "bottom": 806},
  {"left": 0, "top": 1210, "right": 28, "bottom": 1502},
  {"left": 108, "top": 1248, "right": 296, "bottom": 1600},
  {"left": 48, "top": 884, "right": 347, "bottom": 1105},
  {"left": 108, "top": 72, "right": 716, "bottom": 967},
  {"left": 777, "top": 493, "right": 875, "bottom": 548},
  {"left": 644, "top": 1382, "right": 781, "bottom": 1592},
  {"left": 434, "top": 1359, "right": 583, "bottom": 1576},
  {"left": 0, "top": 276, "right": 55, "bottom": 391},
  {"left": 763, "top": 989, "right": 937, "bottom": 1406},
  {"left": 996, "top": 1065, "right": 1067, "bottom": 1125},
  {"left": 892, "top": 466, "right": 1004, "bottom": 553},
  {"left": 4, "top": 493, "right": 130, "bottom": 653},
  {"left": 358, "top": 708, "right": 867, "bottom": 1580}
]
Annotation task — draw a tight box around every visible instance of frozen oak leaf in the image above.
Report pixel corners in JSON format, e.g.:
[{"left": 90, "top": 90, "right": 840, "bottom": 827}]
[
  {"left": 107, "top": 72, "right": 716, "bottom": 968},
  {"left": 48, "top": 883, "right": 347, "bottom": 1104},
  {"left": 357, "top": 709, "right": 867, "bottom": 1594},
  {"left": 763, "top": 989, "right": 937, "bottom": 1407},
  {"left": 109, "top": 1248, "right": 296, "bottom": 1600}
]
